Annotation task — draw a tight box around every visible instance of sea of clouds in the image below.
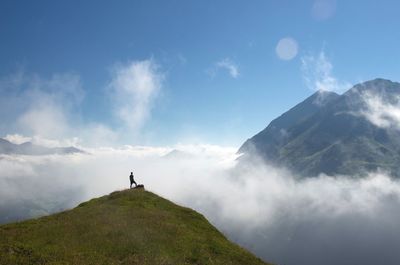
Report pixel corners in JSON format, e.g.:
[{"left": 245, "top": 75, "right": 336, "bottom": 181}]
[{"left": 1, "top": 144, "right": 400, "bottom": 265}]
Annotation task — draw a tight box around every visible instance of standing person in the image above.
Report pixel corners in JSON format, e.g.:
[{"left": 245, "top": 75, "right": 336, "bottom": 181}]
[{"left": 129, "top": 172, "right": 137, "bottom": 188}]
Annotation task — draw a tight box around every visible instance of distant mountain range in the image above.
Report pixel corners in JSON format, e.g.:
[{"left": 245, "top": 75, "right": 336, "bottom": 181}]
[
  {"left": 238, "top": 78, "right": 400, "bottom": 177},
  {"left": 0, "top": 138, "right": 82, "bottom": 155},
  {"left": 163, "top": 149, "right": 196, "bottom": 160}
]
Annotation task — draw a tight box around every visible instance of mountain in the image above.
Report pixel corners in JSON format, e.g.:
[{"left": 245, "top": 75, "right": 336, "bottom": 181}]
[
  {"left": 0, "top": 138, "right": 82, "bottom": 155},
  {"left": 0, "top": 188, "right": 271, "bottom": 265},
  {"left": 163, "top": 149, "right": 196, "bottom": 160},
  {"left": 238, "top": 78, "right": 400, "bottom": 177}
]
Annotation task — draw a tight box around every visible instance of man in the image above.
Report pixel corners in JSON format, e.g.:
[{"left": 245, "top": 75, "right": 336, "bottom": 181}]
[{"left": 129, "top": 172, "right": 137, "bottom": 188}]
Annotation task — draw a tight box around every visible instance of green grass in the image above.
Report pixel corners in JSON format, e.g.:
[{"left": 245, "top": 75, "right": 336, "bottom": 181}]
[{"left": 0, "top": 188, "right": 271, "bottom": 265}]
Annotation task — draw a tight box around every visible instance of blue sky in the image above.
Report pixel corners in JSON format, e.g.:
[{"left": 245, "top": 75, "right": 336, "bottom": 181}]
[{"left": 1, "top": 0, "right": 400, "bottom": 146}]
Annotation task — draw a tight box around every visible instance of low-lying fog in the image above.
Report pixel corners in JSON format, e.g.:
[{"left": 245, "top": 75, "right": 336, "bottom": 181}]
[{"left": 1, "top": 144, "right": 400, "bottom": 265}]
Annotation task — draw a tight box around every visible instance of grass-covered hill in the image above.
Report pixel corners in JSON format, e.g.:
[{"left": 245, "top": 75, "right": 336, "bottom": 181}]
[{"left": 0, "top": 188, "right": 271, "bottom": 265}]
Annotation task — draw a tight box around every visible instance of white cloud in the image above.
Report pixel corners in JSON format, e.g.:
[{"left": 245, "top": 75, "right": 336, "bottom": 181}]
[
  {"left": 18, "top": 102, "right": 70, "bottom": 138},
  {"left": 77, "top": 123, "right": 119, "bottom": 147},
  {"left": 276, "top": 37, "right": 298, "bottom": 61},
  {"left": 4, "top": 134, "right": 32, "bottom": 144},
  {"left": 0, "top": 72, "right": 83, "bottom": 140},
  {"left": 359, "top": 91, "right": 400, "bottom": 130},
  {"left": 2, "top": 146, "right": 400, "bottom": 265},
  {"left": 301, "top": 51, "right": 351, "bottom": 93},
  {"left": 0, "top": 58, "right": 164, "bottom": 147},
  {"left": 214, "top": 58, "right": 240, "bottom": 78},
  {"left": 108, "top": 59, "right": 164, "bottom": 133}
]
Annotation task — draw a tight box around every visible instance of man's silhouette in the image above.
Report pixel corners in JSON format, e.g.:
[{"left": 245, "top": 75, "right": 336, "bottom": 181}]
[{"left": 130, "top": 172, "right": 137, "bottom": 188}]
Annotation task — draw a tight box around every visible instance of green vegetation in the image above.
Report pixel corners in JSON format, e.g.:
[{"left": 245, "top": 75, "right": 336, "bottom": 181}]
[
  {"left": 239, "top": 79, "right": 400, "bottom": 177},
  {"left": 0, "top": 188, "right": 270, "bottom": 265}
]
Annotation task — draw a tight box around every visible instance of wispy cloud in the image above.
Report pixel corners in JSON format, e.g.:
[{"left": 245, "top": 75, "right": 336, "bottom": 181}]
[
  {"left": 359, "top": 91, "right": 400, "bottom": 130},
  {"left": 217, "top": 58, "right": 240, "bottom": 78},
  {"left": 4, "top": 134, "right": 32, "bottom": 144},
  {"left": 209, "top": 58, "right": 240, "bottom": 79},
  {"left": 0, "top": 59, "right": 164, "bottom": 147},
  {"left": 301, "top": 51, "right": 350, "bottom": 93},
  {"left": 108, "top": 59, "right": 164, "bottom": 134},
  {"left": 0, "top": 71, "right": 119, "bottom": 147},
  {"left": 0, "top": 72, "right": 84, "bottom": 140}
]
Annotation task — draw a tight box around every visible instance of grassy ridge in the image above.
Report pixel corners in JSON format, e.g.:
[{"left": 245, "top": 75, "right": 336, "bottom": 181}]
[{"left": 0, "top": 188, "right": 270, "bottom": 265}]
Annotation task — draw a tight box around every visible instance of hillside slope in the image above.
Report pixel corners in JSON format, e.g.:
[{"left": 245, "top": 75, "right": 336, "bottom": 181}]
[
  {"left": 239, "top": 78, "right": 400, "bottom": 177},
  {"left": 0, "top": 188, "right": 270, "bottom": 265}
]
